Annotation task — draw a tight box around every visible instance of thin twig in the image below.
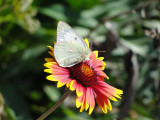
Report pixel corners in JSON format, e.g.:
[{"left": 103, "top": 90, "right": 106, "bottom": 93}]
[
  {"left": 87, "top": 0, "right": 158, "bottom": 38},
  {"left": 155, "top": 48, "right": 160, "bottom": 119},
  {"left": 117, "top": 50, "right": 139, "bottom": 120},
  {"left": 37, "top": 89, "right": 72, "bottom": 120}
]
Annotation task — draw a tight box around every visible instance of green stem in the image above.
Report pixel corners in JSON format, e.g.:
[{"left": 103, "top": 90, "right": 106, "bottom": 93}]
[{"left": 37, "top": 89, "right": 72, "bottom": 120}]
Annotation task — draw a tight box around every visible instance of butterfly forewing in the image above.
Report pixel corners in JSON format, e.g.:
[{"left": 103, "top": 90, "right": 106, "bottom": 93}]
[{"left": 57, "top": 21, "right": 89, "bottom": 49}]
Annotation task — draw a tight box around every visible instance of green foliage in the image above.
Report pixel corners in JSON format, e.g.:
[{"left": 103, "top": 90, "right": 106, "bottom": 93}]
[{"left": 0, "top": 0, "right": 159, "bottom": 120}]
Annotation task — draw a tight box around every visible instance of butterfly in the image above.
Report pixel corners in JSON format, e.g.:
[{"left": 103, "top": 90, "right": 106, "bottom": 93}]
[{"left": 54, "top": 21, "right": 90, "bottom": 67}]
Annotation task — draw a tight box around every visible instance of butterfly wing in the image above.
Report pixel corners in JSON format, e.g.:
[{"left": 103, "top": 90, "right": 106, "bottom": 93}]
[
  {"left": 57, "top": 21, "right": 89, "bottom": 49},
  {"left": 54, "top": 41, "right": 89, "bottom": 67},
  {"left": 55, "top": 21, "right": 90, "bottom": 67}
]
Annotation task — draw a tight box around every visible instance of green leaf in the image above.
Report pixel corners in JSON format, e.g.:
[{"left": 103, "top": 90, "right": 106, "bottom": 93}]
[
  {"left": 0, "top": 84, "right": 32, "bottom": 119},
  {"left": 143, "top": 20, "right": 160, "bottom": 29},
  {"left": 66, "top": 0, "right": 100, "bottom": 10},
  {"left": 43, "top": 85, "right": 61, "bottom": 102},
  {"left": 121, "top": 38, "right": 148, "bottom": 57},
  {"left": 39, "top": 4, "right": 69, "bottom": 21},
  {"left": 131, "top": 103, "right": 153, "bottom": 118}
]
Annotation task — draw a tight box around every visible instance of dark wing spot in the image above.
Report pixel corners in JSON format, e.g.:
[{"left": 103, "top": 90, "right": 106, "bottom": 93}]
[{"left": 75, "top": 37, "right": 77, "bottom": 40}]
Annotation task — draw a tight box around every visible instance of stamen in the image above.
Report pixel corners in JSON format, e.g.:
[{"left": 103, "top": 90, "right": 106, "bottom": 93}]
[
  {"left": 81, "top": 64, "right": 94, "bottom": 77},
  {"left": 69, "top": 62, "right": 98, "bottom": 87}
]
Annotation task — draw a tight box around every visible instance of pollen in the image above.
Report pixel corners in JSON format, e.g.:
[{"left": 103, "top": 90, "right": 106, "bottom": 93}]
[
  {"left": 69, "top": 61, "right": 98, "bottom": 87},
  {"left": 81, "top": 64, "right": 94, "bottom": 77}
]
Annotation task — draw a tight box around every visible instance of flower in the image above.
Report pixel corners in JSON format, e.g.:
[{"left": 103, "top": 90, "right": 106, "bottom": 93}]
[{"left": 44, "top": 39, "right": 123, "bottom": 115}]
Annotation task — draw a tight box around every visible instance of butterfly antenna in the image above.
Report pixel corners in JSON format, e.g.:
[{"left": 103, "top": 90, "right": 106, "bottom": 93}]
[{"left": 98, "top": 51, "right": 106, "bottom": 53}]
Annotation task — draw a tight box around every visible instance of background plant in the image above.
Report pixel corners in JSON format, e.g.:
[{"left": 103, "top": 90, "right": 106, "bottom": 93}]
[{"left": 0, "top": 0, "right": 159, "bottom": 120}]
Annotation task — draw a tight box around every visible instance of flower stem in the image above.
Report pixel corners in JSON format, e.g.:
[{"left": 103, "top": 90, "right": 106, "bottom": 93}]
[{"left": 37, "top": 89, "right": 72, "bottom": 120}]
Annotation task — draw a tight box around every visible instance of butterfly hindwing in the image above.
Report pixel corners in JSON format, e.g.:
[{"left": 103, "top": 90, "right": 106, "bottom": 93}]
[{"left": 54, "top": 41, "right": 89, "bottom": 67}]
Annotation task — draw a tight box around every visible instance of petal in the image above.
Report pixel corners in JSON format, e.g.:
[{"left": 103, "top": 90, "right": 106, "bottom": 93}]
[
  {"left": 89, "top": 52, "right": 97, "bottom": 61},
  {"left": 57, "top": 81, "right": 65, "bottom": 88},
  {"left": 97, "top": 70, "right": 109, "bottom": 79},
  {"left": 93, "top": 51, "right": 98, "bottom": 58},
  {"left": 87, "top": 88, "right": 95, "bottom": 115},
  {"left": 105, "top": 99, "right": 112, "bottom": 111},
  {"left": 55, "top": 75, "right": 71, "bottom": 84},
  {"left": 66, "top": 83, "right": 70, "bottom": 88},
  {"left": 80, "top": 99, "right": 86, "bottom": 112},
  {"left": 51, "top": 64, "right": 69, "bottom": 75},
  {"left": 98, "top": 57, "right": 104, "bottom": 60},
  {"left": 84, "top": 38, "right": 89, "bottom": 48},
  {"left": 116, "top": 88, "right": 123, "bottom": 94},
  {"left": 48, "top": 51, "right": 54, "bottom": 57},
  {"left": 94, "top": 86, "right": 117, "bottom": 101},
  {"left": 95, "top": 92, "right": 107, "bottom": 113},
  {"left": 46, "top": 75, "right": 58, "bottom": 81},
  {"left": 69, "top": 80, "right": 77, "bottom": 91},
  {"left": 44, "top": 68, "right": 52, "bottom": 73},
  {"left": 80, "top": 89, "right": 87, "bottom": 112},
  {"left": 95, "top": 81, "right": 122, "bottom": 101},
  {"left": 102, "top": 61, "right": 106, "bottom": 70},
  {"left": 45, "top": 58, "right": 55, "bottom": 62},
  {"left": 47, "top": 46, "right": 54, "bottom": 52},
  {"left": 92, "top": 59, "right": 104, "bottom": 68},
  {"left": 76, "top": 84, "right": 84, "bottom": 97},
  {"left": 44, "top": 62, "right": 55, "bottom": 68},
  {"left": 85, "top": 87, "right": 90, "bottom": 111},
  {"left": 76, "top": 95, "right": 83, "bottom": 108}
]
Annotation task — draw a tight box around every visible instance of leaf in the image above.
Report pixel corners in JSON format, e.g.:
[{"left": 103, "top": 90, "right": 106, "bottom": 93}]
[
  {"left": 29, "top": 91, "right": 42, "bottom": 101},
  {"left": 21, "top": 45, "right": 47, "bottom": 60},
  {"left": 4, "top": 105, "right": 18, "bottom": 120},
  {"left": 74, "top": 26, "right": 89, "bottom": 37},
  {"left": 39, "top": 4, "right": 69, "bottom": 21},
  {"left": 77, "top": 17, "right": 98, "bottom": 28},
  {"left": 0, "top": 83, "right": 32, "bottom": 119},
  {"left": 121, "top": 38, "right": 148, "bottom": 57},
  {"left": 81, "top": 0, "right": 129, "bottom": 18},
  {"left": 66, "top": 0, "right": 100, "bottom": 10},
  {"left": 43, "top": 85, "right": 61, "bottom": 102},
  {"left": 131, "top": 103, "right": 153, "bottom": 118},
  {"left": 143, "top": 20, "right": 160, "bottom": 29}
]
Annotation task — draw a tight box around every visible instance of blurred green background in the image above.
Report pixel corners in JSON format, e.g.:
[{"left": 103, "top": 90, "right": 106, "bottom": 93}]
[{"left": 0, "top": 0, "right": 160, "bottom": 120}]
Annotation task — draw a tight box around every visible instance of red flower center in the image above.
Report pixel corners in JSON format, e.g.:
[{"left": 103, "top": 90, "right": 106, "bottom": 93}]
[{"left": 69, "top": 61, "right": 98, "bottom": 87}]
